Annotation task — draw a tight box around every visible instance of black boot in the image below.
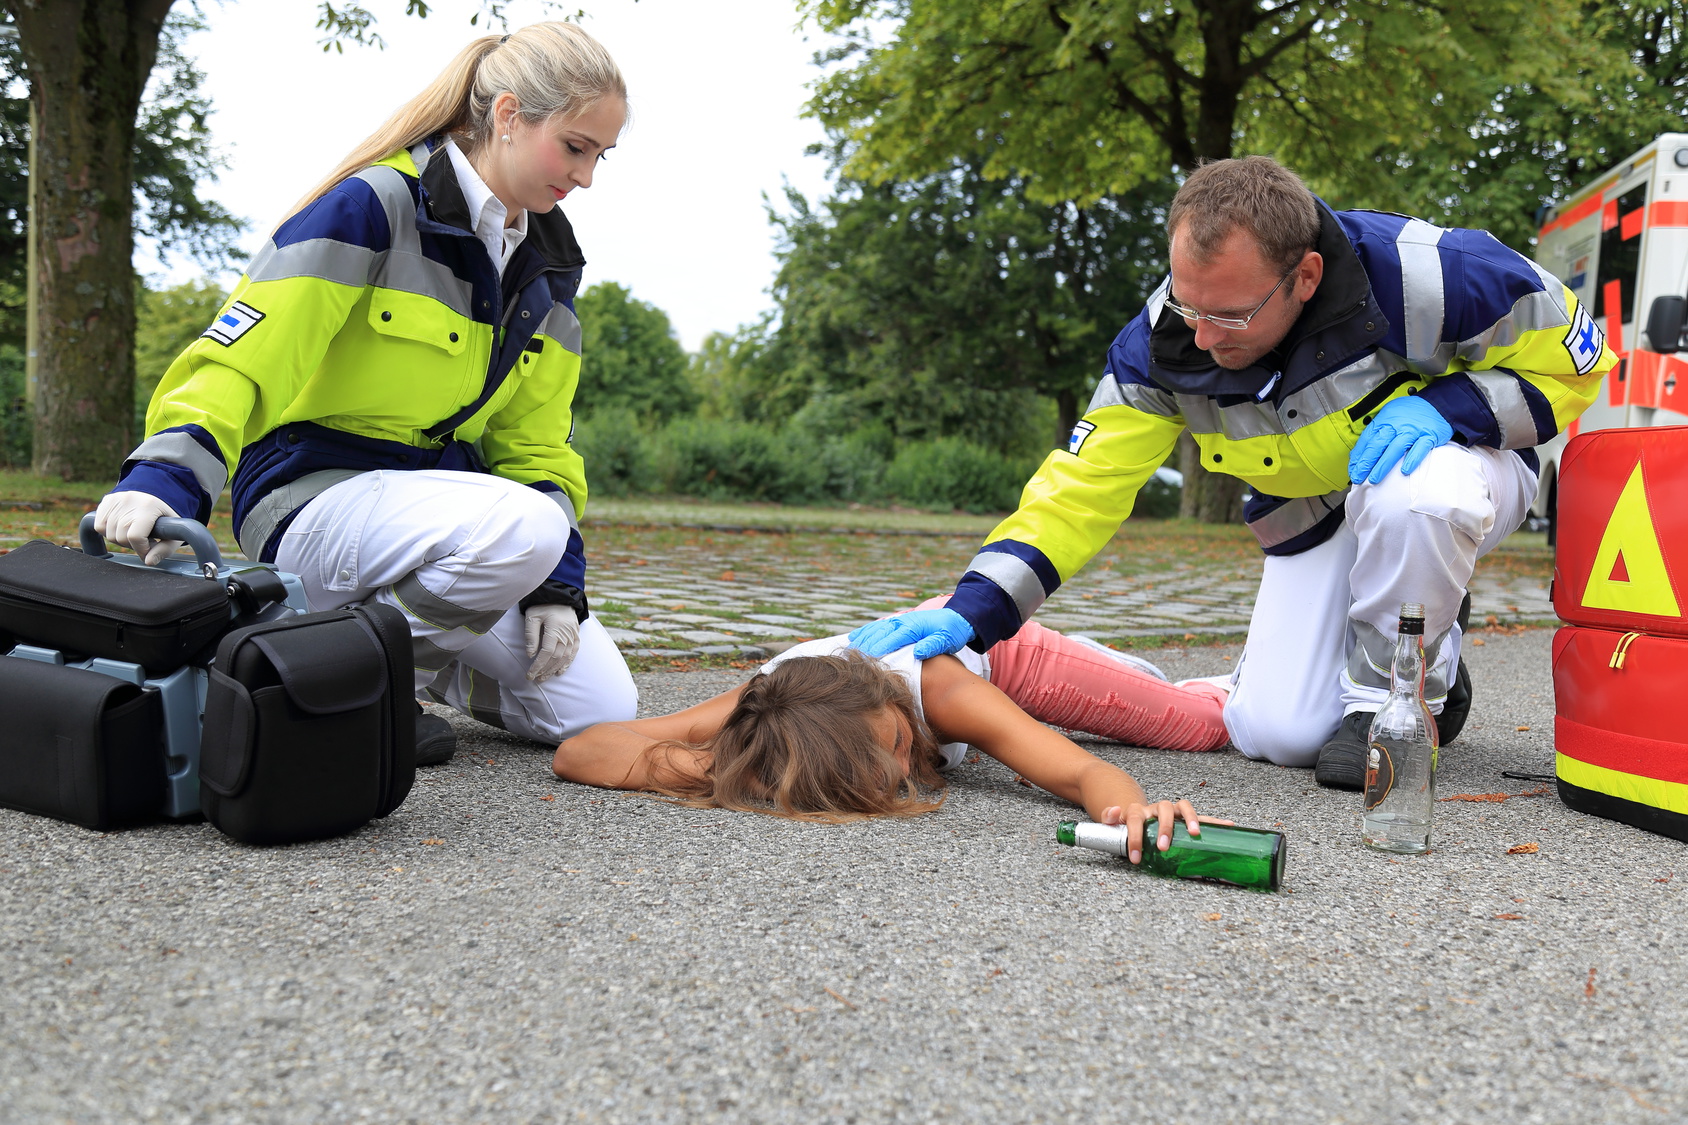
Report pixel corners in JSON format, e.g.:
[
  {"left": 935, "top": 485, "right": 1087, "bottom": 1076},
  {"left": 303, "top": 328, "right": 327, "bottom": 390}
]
[
  {"left": 416, "top": 703, "right": 457, "bottom": 767},
  {"left": 1314, "top": 711, "right": 1374, "bottom": 791},
  {"left": 1438, "top": 658, "right": 1472, "bottom": 747}
]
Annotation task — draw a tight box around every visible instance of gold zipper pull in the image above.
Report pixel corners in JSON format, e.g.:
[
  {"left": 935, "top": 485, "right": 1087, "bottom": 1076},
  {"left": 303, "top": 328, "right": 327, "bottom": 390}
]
[{"left": 1610, "top": 631, "right": 1644, "bottom": 670}]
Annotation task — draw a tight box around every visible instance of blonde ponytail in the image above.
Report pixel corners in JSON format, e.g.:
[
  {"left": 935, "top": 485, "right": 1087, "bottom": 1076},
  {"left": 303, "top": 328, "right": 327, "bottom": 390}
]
[{"left": 283, "top": 21, "right": 626, "bottom": 222}]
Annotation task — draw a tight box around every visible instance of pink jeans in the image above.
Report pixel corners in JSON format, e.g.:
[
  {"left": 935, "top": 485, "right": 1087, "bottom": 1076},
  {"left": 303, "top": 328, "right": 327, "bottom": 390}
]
[{"left": 912, "top": 599, "right": 1229, "bottom": 752}]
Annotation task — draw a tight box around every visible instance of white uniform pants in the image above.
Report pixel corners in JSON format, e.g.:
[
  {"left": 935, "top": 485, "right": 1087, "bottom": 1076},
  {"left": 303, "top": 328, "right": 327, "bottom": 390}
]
[
  {"left": 1223, "top": 444, "right": 1536, "bottom": 767},
  {"left": 273, "top": 469, "right": 638, "bottom": 743}
]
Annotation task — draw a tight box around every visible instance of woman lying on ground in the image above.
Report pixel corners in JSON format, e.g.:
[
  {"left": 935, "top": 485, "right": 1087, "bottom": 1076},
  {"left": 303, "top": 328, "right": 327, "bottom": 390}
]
[{"left": 553, "top": 602, "right": 1233, "bottom": 862}]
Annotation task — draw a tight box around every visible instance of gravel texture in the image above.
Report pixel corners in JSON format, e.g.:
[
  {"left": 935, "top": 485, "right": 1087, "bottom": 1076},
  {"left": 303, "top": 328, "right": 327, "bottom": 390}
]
[{"left": 3, "top": 626, "right": 1683, "bottom": 1123}]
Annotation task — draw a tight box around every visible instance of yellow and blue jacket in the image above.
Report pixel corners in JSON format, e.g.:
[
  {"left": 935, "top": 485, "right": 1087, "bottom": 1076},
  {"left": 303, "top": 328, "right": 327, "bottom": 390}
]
[
  {"left": 115, "top": 139, "right": 594, "bottom": 613},
  {"left": 948, "top": 205, "right": 1616, "bottom": 649}
]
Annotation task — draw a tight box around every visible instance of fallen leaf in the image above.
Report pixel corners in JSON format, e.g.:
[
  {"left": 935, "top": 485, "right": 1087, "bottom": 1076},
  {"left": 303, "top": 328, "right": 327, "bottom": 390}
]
[
  {"left": 1438, "top": 786, "right": 1549, "bottom": 803},
  {"left": 1012, "top": 773, "right": 1035, "bottom": 789},
  {"left": 1656, "top": 871, "right": 1674, "bottom": 884},
  {"left": 421, "top": 838, "right": 445, "bottom": 845},
  {"left": 719, "top": 571, "right": 736, "bottom": 581},
  {"left": 1586, "top": 967, "right": 1597, "bottom": 997},
  {"left": 627, "top": 933, "right": 638, "bottom": 941},
  {"left": 540, "top": 794, "right": 556, "bottom": 802},
  {"left": 1472, "top": 637, "right": 1486, "bottom": 646},
  {"left": 1486, "top": 614, "right": 1499, "bottom": 625},
  {"left": 1494, "top": 913, "right": 1525, "bottom": 920},
  {"left": 1506, "top": 843, "right": 1540, "bottom": 855},
  {"left": 1204, "top": 913, "right": 1222, "bottom": 922},
  {"left": 633, "top": 559, "right": 648, "bottom": 566},
  {"left": 1516, "top": 726, "right": 1531, "bottom": 732}
]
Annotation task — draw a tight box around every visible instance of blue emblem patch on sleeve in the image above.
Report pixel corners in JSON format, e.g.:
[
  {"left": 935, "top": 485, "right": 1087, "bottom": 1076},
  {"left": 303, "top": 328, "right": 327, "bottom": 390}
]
[
  {"left": 1067, "top": 420, "right": 1097, "bottom": 455},
  {"left": 202, "top": 300, "right": 265, "bottom": 347},
  {"left": 1564, "top": 303, "right": 1603, "bottom": 376}
]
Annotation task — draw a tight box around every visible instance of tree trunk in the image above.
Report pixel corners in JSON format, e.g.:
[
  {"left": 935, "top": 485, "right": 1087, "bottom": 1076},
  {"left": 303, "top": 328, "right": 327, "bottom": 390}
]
[
  {"left": 10, "top": 0, "right": 174, "bottom": 480},
  {"left": 1054, "top": 388, "right": 1078, "bottom": 448},
  {"left": 1176, "top": 431, "right": 1246, "bottom": 523}
]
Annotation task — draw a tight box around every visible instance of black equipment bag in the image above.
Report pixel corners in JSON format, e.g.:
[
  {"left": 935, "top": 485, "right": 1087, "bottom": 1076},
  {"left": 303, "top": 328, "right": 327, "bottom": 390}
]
[
  {"left": 199, "top": 603, "right": 415, "bottom": 845},
  {"left": 0, "top": 657, "right": 165, "bottom": 830},
  {"left": 0, "top": 538, "right": 231, "bottom": 674}
]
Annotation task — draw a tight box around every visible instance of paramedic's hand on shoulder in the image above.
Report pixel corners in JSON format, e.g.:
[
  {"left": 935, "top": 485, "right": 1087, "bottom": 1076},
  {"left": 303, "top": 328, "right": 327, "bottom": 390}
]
[
  {"left": 1348, "top": 396, "right": 1455, "bottom": 485},
  {"left": 848, "top": 607, "right": 975, "bottom": 660},
  {"left": 524, "top": 604, "right": 581, "bottom": 683},
  {"left": 94, "top": 491, "right": 183, "bottom": 566}
]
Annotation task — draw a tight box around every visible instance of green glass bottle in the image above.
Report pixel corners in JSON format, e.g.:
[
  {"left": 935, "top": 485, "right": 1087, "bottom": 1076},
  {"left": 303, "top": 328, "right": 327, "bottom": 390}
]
[{"left": 1055, "top": 818, "right": 1286, "bottom": 891}]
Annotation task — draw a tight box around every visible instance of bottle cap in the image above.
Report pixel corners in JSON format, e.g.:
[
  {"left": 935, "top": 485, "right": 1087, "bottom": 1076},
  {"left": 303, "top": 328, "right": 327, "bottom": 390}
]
[
  {"left": 1055, "top": 821, "right": 1078, "bottom": 846},
  {"left": 1398, "top": 601, "right": 1425, "bottom": 634}
]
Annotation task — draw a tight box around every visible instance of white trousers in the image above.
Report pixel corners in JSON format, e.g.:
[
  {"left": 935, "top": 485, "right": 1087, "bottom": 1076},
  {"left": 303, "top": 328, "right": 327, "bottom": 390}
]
[
  {"left": 1223, "top": 445, "right": 1536, "bottom": 767},
  {"left": 273, "top": 469, "right": 638, "bottom": 743}
]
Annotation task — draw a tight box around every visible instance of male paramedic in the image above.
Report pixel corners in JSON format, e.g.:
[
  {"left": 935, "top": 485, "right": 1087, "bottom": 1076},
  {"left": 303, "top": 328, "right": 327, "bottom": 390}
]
[{"left": 851, "top": 156, "right": 1614, "bottom": 790}]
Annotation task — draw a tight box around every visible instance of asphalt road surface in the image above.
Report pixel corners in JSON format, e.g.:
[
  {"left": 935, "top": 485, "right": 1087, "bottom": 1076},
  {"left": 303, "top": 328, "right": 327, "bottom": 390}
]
[{"left": 3, "top": 626, "right": 1682, "bottom": 1123}]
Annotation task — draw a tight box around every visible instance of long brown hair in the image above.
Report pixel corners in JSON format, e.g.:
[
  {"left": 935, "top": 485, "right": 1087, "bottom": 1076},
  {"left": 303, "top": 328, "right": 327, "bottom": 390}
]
[
  {"left": 284, "top": 21, "right": 626, "bottom": 221},
  {"left": 646, "top": 651, "right": 948, "bottom": 823}
]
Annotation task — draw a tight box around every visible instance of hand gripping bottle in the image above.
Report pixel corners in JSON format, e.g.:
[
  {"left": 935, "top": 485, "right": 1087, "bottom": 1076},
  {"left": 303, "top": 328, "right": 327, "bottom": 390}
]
[
  {"left": 1055, "top": 819, "right": 1285, "bottom": 891},
  {"left": 1361, "top": 602, "right": 1438, "bottom": 854}
]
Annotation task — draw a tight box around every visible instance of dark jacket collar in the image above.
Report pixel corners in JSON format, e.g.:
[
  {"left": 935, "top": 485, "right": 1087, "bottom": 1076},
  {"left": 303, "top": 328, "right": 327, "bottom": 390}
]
[
  {"left": 1148, "top": 203, "right": 1389, "bottom": 399},
  {"left": 415, "top": 137, "right": 586, "bottom": 272}
]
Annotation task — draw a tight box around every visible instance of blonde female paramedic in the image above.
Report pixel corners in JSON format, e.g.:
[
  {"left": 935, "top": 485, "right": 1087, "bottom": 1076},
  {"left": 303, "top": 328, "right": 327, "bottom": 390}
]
[{"left": 94, "top": 23, "right": 638, "bottom": 765}]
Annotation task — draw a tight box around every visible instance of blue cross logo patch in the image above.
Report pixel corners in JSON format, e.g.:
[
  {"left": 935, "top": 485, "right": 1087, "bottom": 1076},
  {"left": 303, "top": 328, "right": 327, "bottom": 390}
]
[
  {"left": 1564, "top": 303, "right": 1603, "bottom": 376},
  {"left": 202, "top": 300, "right": 265, "bottom": 347}
]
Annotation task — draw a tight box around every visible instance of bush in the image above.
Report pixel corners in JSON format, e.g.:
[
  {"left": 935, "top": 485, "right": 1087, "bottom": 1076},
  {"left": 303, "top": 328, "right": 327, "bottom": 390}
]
[
  {"left": 0, "top": 344, "right": 30, "bottom": 469},
  {"left": 571, "top": 408, "right": 654, "bottom": 498},
  {"left": 653, "top": 418, "right": 828, "bottom": 505},
  {"left": 883, "top": 437, "right": 1037, "bottom": 513}
]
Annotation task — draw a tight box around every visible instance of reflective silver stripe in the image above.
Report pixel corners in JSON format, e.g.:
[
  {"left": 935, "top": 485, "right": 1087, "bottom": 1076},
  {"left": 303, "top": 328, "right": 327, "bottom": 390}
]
[
  {"left": 536, "top": 489, "right": 578, "bottom": 529},
  {"left": 1244, "top": 488, "right": 1348, "bottom": 550},
  {"left": 129, "top": 432, "right": 229, "bottom": 499},
  {"left": 245, "top": 238, "right": 376, "bottom": 288},
  {"left": 348, "top": 163, "right": 476, "bottom": 320},
  {"left": 1467, "top": 371, "right": 1540, "bottom": 449},
  {"left": 465, "top": 668, "right": 506, "bottom": 730},
  {"left": 412, "top": 634, "right": 459, "bottom": 673},
  {"left": 1279, "top": 351, "right": 1392, "bottom": 430},
  {"left": 1348, "top": 620, "right": 1453, "bottom": 700},
  {"left": 371, "top": 252, "right": 475, "bottom": 320},
  {"left": 391, "top": 572, "right": 505, "bottom": 635},
  {"left": 1177, "top": 394, "right": 1283, "bottom": 440},
  {"left": 1089, "top": 375, "right": 1180, "bottom": 418},
  {"left": 1454, "top": 289, "right": 1569, "bottom": 359},
  {"left": 966, "top": 550, "right": 1048, "bottom": 623},
  {"left": 1143, "top": 276, "right": 1171, "bottom": 324},
  {"left": 1396, "top": 219, "right": 1446, "bottom": 365},
  {"left": 235, "top": 468, "right": 365, "bottom": 560},
  {"left": 537, "top": 304, "right": 583, "bottom": 355}
]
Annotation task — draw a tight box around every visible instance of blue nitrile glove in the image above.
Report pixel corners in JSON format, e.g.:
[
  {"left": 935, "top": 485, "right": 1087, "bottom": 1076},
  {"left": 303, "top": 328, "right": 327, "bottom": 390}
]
[
  {"left": 1348, "top": 395, "right": 1455, "bottom": 485},
  {"left": 848, "top": 608, "right": 976, "bottom": 659}
]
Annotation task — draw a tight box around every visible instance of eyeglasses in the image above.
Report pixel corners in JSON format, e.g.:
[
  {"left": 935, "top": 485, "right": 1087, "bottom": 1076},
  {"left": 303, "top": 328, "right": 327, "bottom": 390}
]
[{"left": 1165, "top": 265, "right": 1298, "bottom": 331}]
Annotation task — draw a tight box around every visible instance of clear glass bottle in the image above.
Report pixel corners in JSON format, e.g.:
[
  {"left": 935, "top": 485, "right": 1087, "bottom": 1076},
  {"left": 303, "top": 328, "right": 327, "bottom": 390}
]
[
  {"left": 1362, "top": 602, "right": 1438, "bottom": 853},
  {"left": 1056, "top": 819, "right": 1286, "bottom": 891}
]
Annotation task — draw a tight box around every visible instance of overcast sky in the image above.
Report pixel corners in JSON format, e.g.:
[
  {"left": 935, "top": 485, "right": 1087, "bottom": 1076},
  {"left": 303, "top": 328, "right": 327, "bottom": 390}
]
[{"left": 143, "top": 0, "right": 837, "bottom": 350}]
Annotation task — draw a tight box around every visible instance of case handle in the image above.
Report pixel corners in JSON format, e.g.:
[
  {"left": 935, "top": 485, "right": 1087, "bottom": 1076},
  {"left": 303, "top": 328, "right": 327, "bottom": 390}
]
[{"left": 78, "top": 512, "right": 224, "bottom": 578}]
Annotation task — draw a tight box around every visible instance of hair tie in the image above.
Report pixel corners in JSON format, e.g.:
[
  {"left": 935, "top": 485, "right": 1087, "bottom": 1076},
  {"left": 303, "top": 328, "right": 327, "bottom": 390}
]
[{"left": 500, "top": 34, "right": 510, "bottom": 44}]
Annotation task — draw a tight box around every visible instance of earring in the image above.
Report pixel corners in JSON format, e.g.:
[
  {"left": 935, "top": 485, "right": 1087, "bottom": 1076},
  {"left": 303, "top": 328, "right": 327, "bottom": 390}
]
[{"left": 501, "top": 134, "right": 511, "bottom": 144}]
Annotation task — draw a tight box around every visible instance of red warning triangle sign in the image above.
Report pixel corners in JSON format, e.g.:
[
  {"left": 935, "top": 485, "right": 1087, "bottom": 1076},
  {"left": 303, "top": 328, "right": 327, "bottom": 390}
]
[{"left": 1610, "top": 552, "right": 1630, "bottom": 583}]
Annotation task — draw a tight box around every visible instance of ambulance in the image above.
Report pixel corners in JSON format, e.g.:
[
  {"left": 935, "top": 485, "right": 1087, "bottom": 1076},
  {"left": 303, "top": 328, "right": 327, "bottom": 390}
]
[{"left": 1532, "top": 132, "right": 1688, "bottom": 542}]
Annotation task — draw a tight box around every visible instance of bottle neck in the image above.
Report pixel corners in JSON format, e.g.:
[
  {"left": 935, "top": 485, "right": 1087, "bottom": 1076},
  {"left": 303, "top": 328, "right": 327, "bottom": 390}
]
[{"left": 1391, "top": 627, "right": 1426, "bottom": 700}]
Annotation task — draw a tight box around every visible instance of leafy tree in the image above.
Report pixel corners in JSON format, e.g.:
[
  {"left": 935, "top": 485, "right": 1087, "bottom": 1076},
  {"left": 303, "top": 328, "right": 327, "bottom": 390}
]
[
  {"left": 763, "top": 163, "right": 1174, "bottom": 457},
  {"left": 1357, "top": 0, "right": 1688, "bottom": 254},
  {"left": 574, "top": 281, "right": 696, "bottom": 421},
  {"left": 798, "top": 0, "right": 1612, "bottom": 520}
]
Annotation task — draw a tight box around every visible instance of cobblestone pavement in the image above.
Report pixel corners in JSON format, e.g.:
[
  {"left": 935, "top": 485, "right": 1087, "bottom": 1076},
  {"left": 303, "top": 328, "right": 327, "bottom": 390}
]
[{"left": 584, "top": 519, "right": 1557, "bottom": 662}]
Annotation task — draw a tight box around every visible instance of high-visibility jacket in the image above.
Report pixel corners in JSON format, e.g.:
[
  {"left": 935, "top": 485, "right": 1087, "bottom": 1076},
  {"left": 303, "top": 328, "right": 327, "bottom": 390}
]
[
  {"left": 114, "top": 139, "right": 593, "bottom": 611},
  {"left": 948, "top": 205, "right": 1618, "bottom": 650}
]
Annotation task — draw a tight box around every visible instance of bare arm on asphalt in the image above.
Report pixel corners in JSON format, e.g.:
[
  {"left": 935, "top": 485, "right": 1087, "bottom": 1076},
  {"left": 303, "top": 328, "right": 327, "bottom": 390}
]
[
  {"left": 551, "top": 686, "right": 746, "bottom": 789},
  {"left": 917, "top": 654, "right": 1223, "bottom": 856}
]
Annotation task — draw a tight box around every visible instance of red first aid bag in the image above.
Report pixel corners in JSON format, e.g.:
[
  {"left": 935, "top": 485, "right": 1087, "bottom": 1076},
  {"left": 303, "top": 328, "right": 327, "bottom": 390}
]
[{"left": 1552, "top": 426, "right": 1688, "bottom": 840}]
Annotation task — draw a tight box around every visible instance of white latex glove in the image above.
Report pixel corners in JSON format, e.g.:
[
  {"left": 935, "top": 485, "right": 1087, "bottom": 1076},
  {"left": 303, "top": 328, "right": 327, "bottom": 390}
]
[
  {"left": 93, "top": 491, "right": 182, "bottom": 566},
  {"left": 523, "top": 604, "right": 581, "bottom": 682}
]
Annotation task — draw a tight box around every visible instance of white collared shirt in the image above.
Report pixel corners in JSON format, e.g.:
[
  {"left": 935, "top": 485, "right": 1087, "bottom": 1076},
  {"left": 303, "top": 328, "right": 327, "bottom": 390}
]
[{"left": 444, "top": 138, "right": 528, "bottom": 275}]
